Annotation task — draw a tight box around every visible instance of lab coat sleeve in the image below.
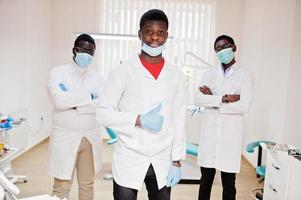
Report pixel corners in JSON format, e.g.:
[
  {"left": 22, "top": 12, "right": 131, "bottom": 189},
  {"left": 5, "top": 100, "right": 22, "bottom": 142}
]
[
  {"left": 219, "top": 71, "right": 254, "bottom": 114},
  {"left": 171, "top": 73, "right": 187, "bottom": 161},
  {"left": 96, "top": 68, "right": 137, "bottom": 136},
  {"left": 194, "top": 69, "right": 223, "bottom": 108},
  {"left": 194, "top": 92, "right": 223, "bottom": 108},
  {"left": 76, "top": 101, "right": 98, "bottom": 114},
  {"left": 47, "top": 68, "right": 92, "bottom": 109},
  {"left": 76, "top": 76, "right": 106, "bottom": 114}
]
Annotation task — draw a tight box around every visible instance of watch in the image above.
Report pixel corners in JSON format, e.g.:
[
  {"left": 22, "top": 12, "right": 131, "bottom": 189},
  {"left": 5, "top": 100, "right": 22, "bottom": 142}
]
[
  {"left": 222, "top": 94, "right": 229, "bottom": 103},
  {"left": 172, "top": 161, "right": 181, "bottom": 167}
]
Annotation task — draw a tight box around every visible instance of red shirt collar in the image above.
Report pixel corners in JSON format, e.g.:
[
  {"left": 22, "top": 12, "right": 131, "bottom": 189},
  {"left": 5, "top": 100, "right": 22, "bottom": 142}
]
[{"left": 139, "top": 56, "right": 165, "bottom": 80}]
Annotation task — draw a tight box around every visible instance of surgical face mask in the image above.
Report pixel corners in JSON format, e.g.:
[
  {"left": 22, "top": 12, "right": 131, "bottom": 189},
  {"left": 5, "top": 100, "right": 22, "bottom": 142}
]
[
  {"left": 141, "top": 42, "right": 166, "bottom": 57},
  {"left": 75, "top": 52, "right": 93, "bottom": 69},
  {"left": 216, "top": 48, "right": 234, "bottom": 64}
]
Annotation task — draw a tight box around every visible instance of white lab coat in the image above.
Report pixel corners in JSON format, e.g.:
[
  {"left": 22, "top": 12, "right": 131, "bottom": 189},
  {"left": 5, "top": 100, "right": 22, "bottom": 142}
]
[
  {"left": 194, "top": 63, "right": 254, "bottom": 173},
  {"left": 96, "top": 55, "right": 186, "bottom": 190},
  {"left": 47, "top": 61, "right": 105, "bottom": 180}
]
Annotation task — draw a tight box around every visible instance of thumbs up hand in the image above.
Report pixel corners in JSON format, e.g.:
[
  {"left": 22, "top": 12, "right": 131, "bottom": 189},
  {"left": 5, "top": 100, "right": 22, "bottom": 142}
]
[{"left": 140, "top": 103, "right": 163, "bottom": 132}]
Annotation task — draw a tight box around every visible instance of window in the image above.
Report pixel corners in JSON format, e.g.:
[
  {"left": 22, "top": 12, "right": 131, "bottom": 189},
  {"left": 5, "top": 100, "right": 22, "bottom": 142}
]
[{"left": 98, "top": 0, "right": 214, "bottom": 81}]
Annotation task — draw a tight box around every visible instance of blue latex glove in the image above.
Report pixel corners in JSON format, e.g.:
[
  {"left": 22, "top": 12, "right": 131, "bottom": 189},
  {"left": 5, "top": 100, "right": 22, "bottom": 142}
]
[
  {"left": 91, "top": 93, "right": 98, "bottom": 100},
  {"left": 166, "top": 165, "right": 181, "bottom": 187},
  {"left": 140, "top": 104, "right": 163, "bottom": 132},
  {"left": 59, "top": 83, "right": 67, "bottom": 91}
]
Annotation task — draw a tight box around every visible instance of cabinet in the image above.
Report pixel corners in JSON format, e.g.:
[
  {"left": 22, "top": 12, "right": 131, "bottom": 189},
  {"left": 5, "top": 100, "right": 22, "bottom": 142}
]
[{"left": 263, "top": 149, "right": 301, "bottom": 200}]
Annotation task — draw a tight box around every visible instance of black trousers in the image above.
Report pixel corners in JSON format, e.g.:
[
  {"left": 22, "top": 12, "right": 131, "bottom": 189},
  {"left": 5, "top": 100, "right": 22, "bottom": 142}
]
[
  {"left": 198, "top": 167, "right": 236, "bottom": 200},
  {"left": 113, "top": 164, "right": 171, "bottom": 200}
]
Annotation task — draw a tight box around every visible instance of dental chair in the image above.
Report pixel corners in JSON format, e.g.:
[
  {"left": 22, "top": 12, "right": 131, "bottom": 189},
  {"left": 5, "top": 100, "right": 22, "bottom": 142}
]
[
  {"left": 245, "top": 140, "right": 275, "bottom": 200},
  {"left": 179, "top": 142, "right": 200, "bottom": 184},
  {"left": 186, "top": 142, "right": 198, "bottom": 157},
  {"left": 105, "top": 127, "right": 117, "bottom": 145}
]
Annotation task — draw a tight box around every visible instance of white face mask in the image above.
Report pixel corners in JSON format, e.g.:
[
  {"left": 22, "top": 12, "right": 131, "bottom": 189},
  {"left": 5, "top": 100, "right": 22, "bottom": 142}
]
[
  {"left": 216, "top": 48, "right": 234, "bottom": 64},
  {"left": 75, "top": 52, "right": 93, "bottom": 68},
  {"left": 141, "top": 42, "right": 166, "bottom": 57}
]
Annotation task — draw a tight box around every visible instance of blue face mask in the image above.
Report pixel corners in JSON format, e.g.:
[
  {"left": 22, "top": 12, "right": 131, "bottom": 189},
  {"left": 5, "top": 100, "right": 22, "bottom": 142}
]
[
  {"left": 216, "top": 48, "right": 234, "bottom": 64},
  {"left": 75, "top": 52, "right": 93, "bottom": 68},
  {"left": 141, "top": 42, "right": 166, "bottom": 57}
]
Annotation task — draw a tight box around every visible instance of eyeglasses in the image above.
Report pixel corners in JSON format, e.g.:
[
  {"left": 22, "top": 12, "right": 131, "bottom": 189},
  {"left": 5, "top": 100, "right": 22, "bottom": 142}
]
[
  {"left": 74, "top": 47, "right": 94, "bottom": 56},
  {"left": 215, "top": 43, "right": 233, "bottom": 52}
]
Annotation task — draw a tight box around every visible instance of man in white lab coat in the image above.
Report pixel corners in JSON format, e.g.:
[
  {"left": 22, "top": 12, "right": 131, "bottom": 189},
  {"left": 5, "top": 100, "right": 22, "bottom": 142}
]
[
  {"left": 47, "top": 34, "right": 105, "bottom": 200},
  {"left": 195, "top": 35, "right": 254, "bottom": 200},
  {"left": 96, "top": 9, "right": 186, "bottom": 200}
]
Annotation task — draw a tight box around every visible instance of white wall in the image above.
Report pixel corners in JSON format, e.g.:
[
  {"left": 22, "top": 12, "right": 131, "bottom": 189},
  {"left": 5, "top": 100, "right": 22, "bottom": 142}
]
[
  {"left": 214, "top": 0, "right": 301, "bottom": 166},
  {"left": 51, "top": 0, "right": 101, "bottom": 68},
  {"left": 238, "top": 0, "right": 299, "bottom": 165},
  {"left": 242, "top": 0, "right": 295, "bottom": 141},
  {"left": 282, "top": 0, "right": 301, "bottom": 145},
  {"left": 0, "top": 0, "right": 52, "bottom": 151},
  {"left": 0, "top": 0, "right": 102, "bottom": 153},
  {"left": 214, "top": 0, "right": 244, "bottom": 62},
  {"left": 0, "top": 0, "right": 113, "bottom": 158}
]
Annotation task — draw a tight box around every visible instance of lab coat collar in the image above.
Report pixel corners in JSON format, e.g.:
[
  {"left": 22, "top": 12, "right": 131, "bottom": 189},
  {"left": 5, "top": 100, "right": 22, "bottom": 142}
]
[
  {"left": 219, "top": 62, "right": 240, "bottom": 78},
  {"left": 131, "top": 54, "right": 173, "bottom": 81},
  {"left": 132, "top": 54, "right": 173, "bottom": 70}
]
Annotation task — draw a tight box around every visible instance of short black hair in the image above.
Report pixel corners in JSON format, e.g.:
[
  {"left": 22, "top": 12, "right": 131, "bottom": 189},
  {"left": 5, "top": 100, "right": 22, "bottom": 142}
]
[
  {"left": 214, "top": 35, "right": 235, "bottom": 47},
  {"left": 74, "top": 34, "right": 95, "bottom": 48},
  {"left": 139, "top": 9, "right": 169, "bottom": 30}
]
